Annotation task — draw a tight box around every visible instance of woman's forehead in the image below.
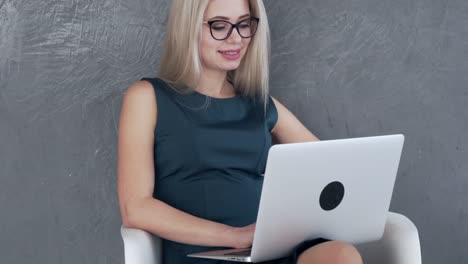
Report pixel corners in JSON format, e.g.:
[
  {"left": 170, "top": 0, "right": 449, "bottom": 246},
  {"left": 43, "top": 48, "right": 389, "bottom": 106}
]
[{"left": 205, "top": 0, "right": 251, "bottom": 20}]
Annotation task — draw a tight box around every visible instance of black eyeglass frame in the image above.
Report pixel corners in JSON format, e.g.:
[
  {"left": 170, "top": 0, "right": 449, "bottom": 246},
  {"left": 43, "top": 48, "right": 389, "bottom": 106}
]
[{"left": 204, "top": 17, "right": 260, "bottom": 41}]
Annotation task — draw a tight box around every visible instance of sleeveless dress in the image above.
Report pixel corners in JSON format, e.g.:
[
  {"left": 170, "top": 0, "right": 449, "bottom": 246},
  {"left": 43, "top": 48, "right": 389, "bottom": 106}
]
[{"left": 140, "top": 77, "right": 325, "bottom": 264}]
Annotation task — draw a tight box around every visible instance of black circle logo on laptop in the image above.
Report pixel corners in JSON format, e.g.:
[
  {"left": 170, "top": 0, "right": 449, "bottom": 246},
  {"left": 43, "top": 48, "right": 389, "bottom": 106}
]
[{"left": 319, "top": 181, "right": 345, "bottom": 211}]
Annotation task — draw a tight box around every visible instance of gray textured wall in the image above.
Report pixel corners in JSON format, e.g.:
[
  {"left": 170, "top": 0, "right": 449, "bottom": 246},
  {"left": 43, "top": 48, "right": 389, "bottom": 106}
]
[{"left": 0, "top": 0, "right": 466, "bottom": 263}]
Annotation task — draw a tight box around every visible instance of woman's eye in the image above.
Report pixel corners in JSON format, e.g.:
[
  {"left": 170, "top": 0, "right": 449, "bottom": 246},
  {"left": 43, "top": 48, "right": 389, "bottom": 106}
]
[
  {"left": 212, "top": 26, "right": 226, "bottom": 31},
  {"left": 239, "top": 23, "right": 251, "bottom": 29}
]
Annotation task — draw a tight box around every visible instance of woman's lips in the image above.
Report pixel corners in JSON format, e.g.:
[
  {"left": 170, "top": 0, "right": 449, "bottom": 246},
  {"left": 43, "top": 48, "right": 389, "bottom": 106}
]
[
  {"left": 219, "top": 49, "right": 241, "bottom": 54},
  {"left": 219, "top": 49, "right": 241, "bottom": 60}
]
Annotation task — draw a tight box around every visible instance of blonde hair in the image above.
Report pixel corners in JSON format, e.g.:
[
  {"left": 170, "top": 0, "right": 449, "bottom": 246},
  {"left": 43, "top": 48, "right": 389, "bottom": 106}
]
[{"left": 159, "top": 0, "right": 271, "bottom": 108}]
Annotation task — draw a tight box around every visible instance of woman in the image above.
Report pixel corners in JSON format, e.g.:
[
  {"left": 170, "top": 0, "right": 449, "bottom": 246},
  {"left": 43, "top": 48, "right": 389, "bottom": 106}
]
[{"left": 117, "top": 0, "right": 363, "bottom": 263}]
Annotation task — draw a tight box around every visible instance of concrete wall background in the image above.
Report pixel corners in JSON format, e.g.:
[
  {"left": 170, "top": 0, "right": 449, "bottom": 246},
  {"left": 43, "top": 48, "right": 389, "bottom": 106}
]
[{"left": 1, "top": 0, "right": 467, "bottom": 263}]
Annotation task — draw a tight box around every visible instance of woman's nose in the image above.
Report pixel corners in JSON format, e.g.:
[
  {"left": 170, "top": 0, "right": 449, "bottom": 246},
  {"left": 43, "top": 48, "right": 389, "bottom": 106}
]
[{"left": 226, "top": 28, "right": 242, "bottom": 43}]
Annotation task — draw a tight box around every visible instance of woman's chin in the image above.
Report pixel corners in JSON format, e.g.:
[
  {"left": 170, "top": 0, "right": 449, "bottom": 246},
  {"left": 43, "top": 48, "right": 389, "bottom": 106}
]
[{"left": 220, "top": 62, "right": 242, "bottom": 71}]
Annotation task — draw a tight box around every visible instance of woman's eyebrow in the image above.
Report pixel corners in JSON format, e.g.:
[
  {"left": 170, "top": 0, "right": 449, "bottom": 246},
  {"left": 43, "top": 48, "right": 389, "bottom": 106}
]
[{"left": 207, "top": 14, "right": 250, "bottom": 21}]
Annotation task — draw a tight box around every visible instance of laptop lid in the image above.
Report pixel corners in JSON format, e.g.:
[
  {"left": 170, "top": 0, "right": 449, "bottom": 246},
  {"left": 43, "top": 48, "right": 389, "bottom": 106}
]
[{"left": 250, "top": 134, "right": 404, "bottom": 262}]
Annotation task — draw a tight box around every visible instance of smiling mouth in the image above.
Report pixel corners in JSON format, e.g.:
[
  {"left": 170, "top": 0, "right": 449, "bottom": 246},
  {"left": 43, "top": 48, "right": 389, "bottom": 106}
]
[{"left": 219, "top": 49, "right": 241, "bottom": 55}]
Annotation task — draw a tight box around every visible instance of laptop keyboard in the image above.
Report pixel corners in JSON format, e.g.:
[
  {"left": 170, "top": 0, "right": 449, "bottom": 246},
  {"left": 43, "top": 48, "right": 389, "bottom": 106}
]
[{"left": 225, "top": 249, "right": 252, "bottom": 256}]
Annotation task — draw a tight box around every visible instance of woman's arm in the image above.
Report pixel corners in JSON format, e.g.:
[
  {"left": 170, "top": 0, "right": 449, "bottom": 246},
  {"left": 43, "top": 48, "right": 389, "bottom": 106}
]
[
  {"left": 270, "top": 96, "right": 320, "bottom": 144},
  {"left": 117, "top": 81, "right": 248, "bottom": 248}
]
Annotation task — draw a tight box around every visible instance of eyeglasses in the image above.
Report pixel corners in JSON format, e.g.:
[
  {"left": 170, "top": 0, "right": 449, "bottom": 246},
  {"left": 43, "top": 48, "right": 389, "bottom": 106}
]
[{"left": 204, "top": 17, "right": 259, "bottom": 41}]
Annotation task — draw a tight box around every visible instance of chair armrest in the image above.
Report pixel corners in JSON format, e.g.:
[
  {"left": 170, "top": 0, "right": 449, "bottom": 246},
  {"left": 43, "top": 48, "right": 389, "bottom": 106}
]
[
  {"left": 357, "top": 212, "right": 422, "bottom": 264},
  {"left": 120, "top": 225, "right": 163, "bottom": 264}
]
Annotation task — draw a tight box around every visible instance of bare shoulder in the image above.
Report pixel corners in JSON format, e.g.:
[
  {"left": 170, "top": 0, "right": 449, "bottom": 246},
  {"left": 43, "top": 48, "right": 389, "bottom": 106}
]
[
  {"left": 268, "top": 95, "right": 319, "bottom": 143},
  {"left": 269, "top": 96, "right": 284, "bottom": 134},
  {"left": 270, "top": 95, "right": 290, "bottom": 112},
  {"left": 120, "top": 80, "right": 158, "bottom": 131},
  {"left": 124, "top": 80, "right": 156, "bottom": 106},
  {"left": 270, "top": 96, "right": 282, "bottom": 110}
]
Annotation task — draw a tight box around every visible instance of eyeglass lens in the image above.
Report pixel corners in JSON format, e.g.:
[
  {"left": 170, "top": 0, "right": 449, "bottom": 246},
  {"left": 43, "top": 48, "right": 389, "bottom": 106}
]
[{"left": 210, "top": 18, "right": 258, "bottom": 40}]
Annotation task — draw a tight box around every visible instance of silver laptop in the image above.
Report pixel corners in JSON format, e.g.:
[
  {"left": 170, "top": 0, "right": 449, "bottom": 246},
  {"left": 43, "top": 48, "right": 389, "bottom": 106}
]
[{"left": 188, "top": 134, "right": 404, "bottom": 262}]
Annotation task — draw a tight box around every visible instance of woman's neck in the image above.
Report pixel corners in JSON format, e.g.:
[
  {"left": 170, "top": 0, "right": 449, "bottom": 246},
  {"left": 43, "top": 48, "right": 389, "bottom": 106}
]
[{"left": 196, "top": 69, "right": 235, "bottom": 98}]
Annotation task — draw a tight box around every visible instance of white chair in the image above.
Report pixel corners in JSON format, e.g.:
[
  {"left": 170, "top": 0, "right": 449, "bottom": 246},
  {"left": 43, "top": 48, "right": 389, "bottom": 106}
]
[{"left": 120, "top": 212, "right": 421, "bottom": 264}]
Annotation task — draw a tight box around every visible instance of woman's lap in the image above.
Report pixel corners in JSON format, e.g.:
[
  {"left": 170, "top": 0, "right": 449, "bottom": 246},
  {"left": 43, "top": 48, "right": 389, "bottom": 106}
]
[
  {"left": 177, "top": 238, "right": 330, "bottom": 264},
  {"left": 257, "top": 238, "right": 331, "bottom": 264}
]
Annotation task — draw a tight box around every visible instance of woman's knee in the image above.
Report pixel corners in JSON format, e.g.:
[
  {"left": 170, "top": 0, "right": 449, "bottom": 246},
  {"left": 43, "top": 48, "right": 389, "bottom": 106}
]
[
  {"left": 330, "top": 241, "right": 362, "bottom": 264},
  {"left": 297, "top": 241, "right": 362, "bottom": 264}
]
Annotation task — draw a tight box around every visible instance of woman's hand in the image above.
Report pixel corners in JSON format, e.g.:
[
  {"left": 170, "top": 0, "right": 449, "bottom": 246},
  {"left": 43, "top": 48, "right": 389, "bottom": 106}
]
[{"left": 225, "top": 223, "right": 256, "bottom": 249}]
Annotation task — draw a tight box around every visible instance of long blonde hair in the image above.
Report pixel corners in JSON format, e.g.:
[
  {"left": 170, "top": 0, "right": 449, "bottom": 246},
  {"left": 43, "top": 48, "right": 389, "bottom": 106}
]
[{"left": 159, "top": 0, "right": 271, "bottom": 108}]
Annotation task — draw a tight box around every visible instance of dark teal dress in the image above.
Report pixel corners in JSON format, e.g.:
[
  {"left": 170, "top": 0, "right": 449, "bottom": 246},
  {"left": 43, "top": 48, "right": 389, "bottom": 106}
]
[{"left": 140, "top": 77, "right": 292, "bottom": 264}]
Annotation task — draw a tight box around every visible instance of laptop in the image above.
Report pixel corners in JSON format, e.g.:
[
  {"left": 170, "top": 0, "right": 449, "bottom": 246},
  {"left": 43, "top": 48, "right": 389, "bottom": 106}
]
[{"left": 187, "top": 134, "right": 404, "bottom": 262}]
